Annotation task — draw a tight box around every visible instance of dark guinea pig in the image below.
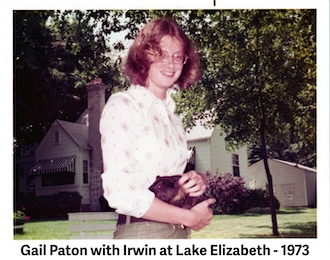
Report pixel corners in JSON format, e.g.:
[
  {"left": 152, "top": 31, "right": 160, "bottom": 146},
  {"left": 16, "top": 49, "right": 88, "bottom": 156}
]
[{"left": 149, "top": 175, "right": 206, "bottom": 209}]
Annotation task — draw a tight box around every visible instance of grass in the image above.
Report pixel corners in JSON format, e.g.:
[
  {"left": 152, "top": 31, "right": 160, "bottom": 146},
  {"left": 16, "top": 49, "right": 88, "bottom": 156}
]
[
  {"left": 14, "top": 207, "right": 316, "bottom": 240},
  {"left": 14, "top": 219, "right": 71, "bottom": 240},
  {"left": 192, "top": 207, "right": 316, "bottom": 239}
]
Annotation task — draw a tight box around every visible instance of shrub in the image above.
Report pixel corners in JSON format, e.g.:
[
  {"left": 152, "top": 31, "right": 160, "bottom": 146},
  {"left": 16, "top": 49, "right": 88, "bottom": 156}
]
[
  {"left": 23, "top": 192, "right": 82, "bottom": 219},
  {"left": 205, "top": 172, "right": 248, "bottom": 214},
  {"left": 14, "top": 210, "right": 26, "bottom": 224},
  {"left": 204, "top": 172, "right": 280, "bottom": 214},
  {"left": 244, "top": 188, "right": 280, "bottom": 210}
]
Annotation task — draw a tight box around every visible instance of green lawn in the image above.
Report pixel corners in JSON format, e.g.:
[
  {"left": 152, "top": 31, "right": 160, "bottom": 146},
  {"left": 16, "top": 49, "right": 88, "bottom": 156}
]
[
  {"left": 14, "top": 207, "right": 316, "bottom": 240},
  {"left": 192, "top": 207, "right": 316, "bottom": 239}
]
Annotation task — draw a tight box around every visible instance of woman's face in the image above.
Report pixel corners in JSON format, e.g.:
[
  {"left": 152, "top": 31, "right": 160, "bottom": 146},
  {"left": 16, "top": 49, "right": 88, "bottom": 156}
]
[{"left": 146, "top": 35, "right": 185, "bottom": 99}]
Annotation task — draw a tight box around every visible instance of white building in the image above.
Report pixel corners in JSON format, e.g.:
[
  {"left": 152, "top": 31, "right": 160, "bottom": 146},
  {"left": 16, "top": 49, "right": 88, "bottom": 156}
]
[
  {"left": 247, "top": 159, "right": 316, "bottom": 207},
  {"left": 186, "top": 121, "right": 248, "bottom": 180}
]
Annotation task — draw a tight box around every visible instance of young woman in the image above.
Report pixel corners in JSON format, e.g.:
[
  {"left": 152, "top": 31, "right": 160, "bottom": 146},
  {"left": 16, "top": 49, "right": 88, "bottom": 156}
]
[{"left": 100, "top": 17, "right": 215, "bottom": 239}]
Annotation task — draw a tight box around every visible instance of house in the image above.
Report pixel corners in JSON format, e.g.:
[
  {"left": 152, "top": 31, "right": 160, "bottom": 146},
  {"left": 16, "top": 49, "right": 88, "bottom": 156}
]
[
  {"left": 186, "top": 121, "right": 249, "bottom": 180},
  {"left": 247, "top": 159, "right": 316, "bottom": 207},
  {"left": 27, "top": 79, "right": 105, "bottom": 211}
]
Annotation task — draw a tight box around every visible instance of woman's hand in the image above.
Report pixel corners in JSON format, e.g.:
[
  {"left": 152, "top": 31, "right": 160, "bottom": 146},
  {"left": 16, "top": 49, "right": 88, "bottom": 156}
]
[
  {"left": 178, "top": 170, "right": 207, "bottom": 197},
  {"left": 185, "top": 198, "right": 215, "bottom": 231},
  {"left": 178, "top": 171, "right": 215, "bottom": 230}
]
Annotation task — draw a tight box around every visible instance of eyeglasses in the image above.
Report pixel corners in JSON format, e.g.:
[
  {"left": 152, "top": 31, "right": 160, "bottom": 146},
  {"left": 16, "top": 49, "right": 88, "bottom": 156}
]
[{"left": 148, "top": 51, "right": 188, "bottom": 65}]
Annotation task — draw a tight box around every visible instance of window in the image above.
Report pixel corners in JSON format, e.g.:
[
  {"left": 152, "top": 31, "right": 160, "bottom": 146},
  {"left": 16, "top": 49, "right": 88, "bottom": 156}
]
[
  {"left": 281, "top": 183, "right": 295, "bottom": 205},
  {"left": 41, "top": 172, "right": 74, "bottom": 186},
  {"left": 83, "top": 160, "right": 89, "bottom": 184},
  {"left": 54, "top": 131, "right": 60, "bottom": 144},
  {"left": 232, "top": 154, "right": 240, "bottom": 177}
]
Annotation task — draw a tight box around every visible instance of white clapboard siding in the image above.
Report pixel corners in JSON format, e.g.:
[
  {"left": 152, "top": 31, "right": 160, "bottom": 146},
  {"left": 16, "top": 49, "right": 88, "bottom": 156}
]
[
  {"left": 68, "top": 212, "right": 118, "bottom": 239},
  {"left": 187, "top": 126, "right": 249, "bottom": 178},
  {"left": 247, "top": 159, "right": 316, "bottom": 207},
  {"left": 188, "top": 140, "right": 212, "bottom": 173}
]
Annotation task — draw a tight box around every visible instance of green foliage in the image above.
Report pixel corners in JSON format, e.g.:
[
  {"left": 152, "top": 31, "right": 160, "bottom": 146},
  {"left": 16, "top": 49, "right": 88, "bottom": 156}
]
[
  {"left": 205, "top": 173, "right": 280, "bottom": 214},
  {"left": 244, "top": 188, "right": 280, "bottom": 210},
  {"left": 14, "top": 11, "right": 58, "bottom": 147},
  {"left": 206, "top": 172, "right": 248, "bottom": 214},
  {"left": 21, "top": 192, "right": 82, "bottom": 219},
  {"left": 14, "top": 10, "right": 124, "bottom": 149},
  {"left": 174, "top": 10, "right": 316, "bottom": 167},
  {"left": 14, "top": 210, "right": 26, "bottom": 222}
]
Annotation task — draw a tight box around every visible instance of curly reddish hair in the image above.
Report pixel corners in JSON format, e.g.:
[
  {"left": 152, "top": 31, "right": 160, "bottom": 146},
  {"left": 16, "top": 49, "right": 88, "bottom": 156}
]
[{"left": 124, "top": 17, "right": 201, "bottom": 89}]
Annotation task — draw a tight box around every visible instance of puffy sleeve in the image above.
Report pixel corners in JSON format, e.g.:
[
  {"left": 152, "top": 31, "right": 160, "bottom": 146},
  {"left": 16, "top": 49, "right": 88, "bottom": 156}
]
[{"left": 100, "top": 93, "right": 155, "bottom": 218}]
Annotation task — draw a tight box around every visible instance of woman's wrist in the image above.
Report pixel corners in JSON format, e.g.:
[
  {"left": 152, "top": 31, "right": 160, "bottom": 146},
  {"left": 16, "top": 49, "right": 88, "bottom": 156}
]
[{"left": 181, "top": 208, "right": 199, "bottom": 228}]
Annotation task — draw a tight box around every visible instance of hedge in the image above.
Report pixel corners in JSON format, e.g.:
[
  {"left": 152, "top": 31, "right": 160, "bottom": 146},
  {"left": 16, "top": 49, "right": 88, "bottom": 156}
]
[{"left": 18, "top": 192, "right": 82, "bottom": 219}]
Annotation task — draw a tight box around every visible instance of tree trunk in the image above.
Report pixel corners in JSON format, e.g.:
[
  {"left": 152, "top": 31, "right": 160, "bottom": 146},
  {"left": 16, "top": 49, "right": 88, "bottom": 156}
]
[{"left": 260, "top": 125, "right": 279, "bottom": 236}]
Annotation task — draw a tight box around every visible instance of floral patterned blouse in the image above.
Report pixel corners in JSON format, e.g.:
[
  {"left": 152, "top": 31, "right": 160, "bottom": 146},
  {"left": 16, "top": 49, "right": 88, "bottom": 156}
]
[{"left": 100, "top": 85, "right": 187, "bottom": 218}]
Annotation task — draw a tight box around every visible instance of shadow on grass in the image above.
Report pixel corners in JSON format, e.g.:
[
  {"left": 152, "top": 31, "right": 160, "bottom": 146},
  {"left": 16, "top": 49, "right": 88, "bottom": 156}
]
[
  {"left": 280, "top": 221, "right": 317, "bottom": 238},
  {"left": 239, "top": 221, "right": 317, "bottom": 238},
  {"left": 243, "top": 207, "right": 313, "bottom": 216},
  {"left": 28, "top": 217, "right": 68, "bottom": 223}
]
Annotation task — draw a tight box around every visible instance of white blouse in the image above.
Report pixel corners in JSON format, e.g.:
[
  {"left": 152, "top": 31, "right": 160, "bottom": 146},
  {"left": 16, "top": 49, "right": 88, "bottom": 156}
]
[{"left": 100, "top": 85, "right": 187, "bottom": 218}]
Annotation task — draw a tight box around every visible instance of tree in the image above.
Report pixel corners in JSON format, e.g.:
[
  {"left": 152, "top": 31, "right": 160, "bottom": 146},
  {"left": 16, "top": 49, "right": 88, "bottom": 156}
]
[
  {"left": 14, "top": 10, "right": 124, "bottom": 150},
  {"left": 14, "top": 11, "right": 57, "bottom": 148},
  {"left": 175, "top": 10, "right": 316, "bottom": 236}
]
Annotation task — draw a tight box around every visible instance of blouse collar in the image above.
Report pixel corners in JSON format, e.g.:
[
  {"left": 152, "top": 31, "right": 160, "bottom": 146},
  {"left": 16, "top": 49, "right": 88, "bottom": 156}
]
[{"left": 128, "top": 85, "right": 177, "bottom": 113}]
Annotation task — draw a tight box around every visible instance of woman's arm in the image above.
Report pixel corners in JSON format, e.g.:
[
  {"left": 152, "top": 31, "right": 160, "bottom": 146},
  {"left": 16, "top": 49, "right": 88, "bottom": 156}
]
[
  {"left": 100, "top": 94, "right": 156, "bottom": 218},
  {"left": 142, "top": 170, "right": 214, "bottom": 230},
  {"left": 142, "top": 196, "right": 215, "bottom": 231}
]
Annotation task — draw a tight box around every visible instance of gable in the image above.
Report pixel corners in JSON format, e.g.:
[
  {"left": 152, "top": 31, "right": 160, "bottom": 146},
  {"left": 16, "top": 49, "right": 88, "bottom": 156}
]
[
  {"left": 35, "top": 120, "right": 89, "bottom": 159},
  {"left": 186, "top": 121, "right": 214, "bottom": 142},
  {"left": 57, "top": 120, "right": 89, "bottom": 148}
]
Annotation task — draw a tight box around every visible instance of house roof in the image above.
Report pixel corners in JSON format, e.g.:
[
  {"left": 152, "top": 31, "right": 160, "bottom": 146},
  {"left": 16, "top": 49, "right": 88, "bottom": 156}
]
[
  {"left": 273, "top": 159, "right": 317, "bottom": 173},
  {"left": 186, "top": 120, "right": 214, "bottom": 142},
  {"left": 56, "top": 119, "right": 89, "bottom": 148}
]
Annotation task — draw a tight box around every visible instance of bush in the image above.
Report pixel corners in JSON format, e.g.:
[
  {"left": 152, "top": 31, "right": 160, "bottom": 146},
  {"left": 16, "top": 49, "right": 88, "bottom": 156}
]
[
  {"left": 204, "top": 173, "right": 280, "bottom": 214},
  {"left": 205, "top": 172, "right": 248, "bottom": 214},
  {"left": 244, "top": 188, "right": 280, "bottom": 210},
  {"left": 23, "top": 192, "right": 82, "bottom": 219}
]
